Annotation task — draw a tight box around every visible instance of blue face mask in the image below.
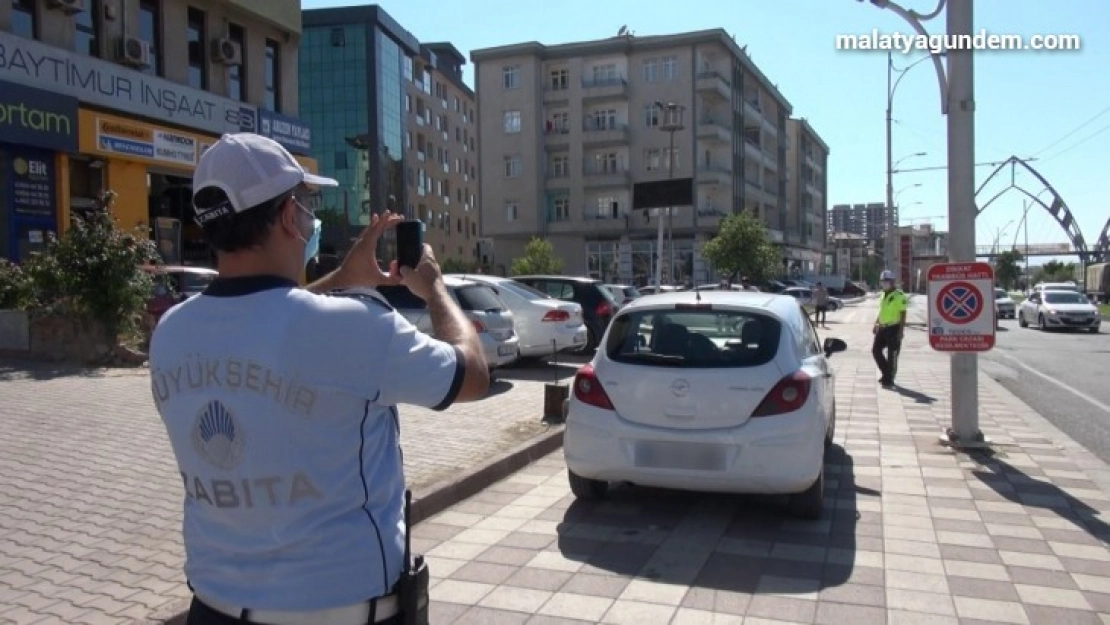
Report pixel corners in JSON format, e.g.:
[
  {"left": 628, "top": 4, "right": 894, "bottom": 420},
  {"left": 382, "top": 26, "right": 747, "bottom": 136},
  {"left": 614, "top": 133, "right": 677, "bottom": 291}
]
[{"left": 302, "top": 218, "right": 322, "bottom": 267}]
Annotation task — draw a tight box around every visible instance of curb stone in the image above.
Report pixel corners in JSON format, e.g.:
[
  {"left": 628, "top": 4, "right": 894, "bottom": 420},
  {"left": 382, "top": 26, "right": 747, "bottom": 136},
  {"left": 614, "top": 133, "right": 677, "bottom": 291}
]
[{"left": 144, "top": 425, "right": 566, "bottom": 625}]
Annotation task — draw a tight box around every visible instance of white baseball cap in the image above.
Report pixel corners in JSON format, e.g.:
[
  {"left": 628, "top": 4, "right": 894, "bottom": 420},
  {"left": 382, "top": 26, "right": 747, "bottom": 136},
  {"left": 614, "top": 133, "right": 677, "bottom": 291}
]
[
  {"left": 880, "top": 270, "right": 896, "bottom": 281},
  {"left": 193, "top": 133, "right": 336, "bottom": 224}
]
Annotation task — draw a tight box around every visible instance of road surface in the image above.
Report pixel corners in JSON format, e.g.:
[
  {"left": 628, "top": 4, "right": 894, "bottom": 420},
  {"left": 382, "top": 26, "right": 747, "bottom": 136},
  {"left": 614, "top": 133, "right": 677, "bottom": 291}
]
[{"left": 906, "top": 296, "right": 1110, "bottom": 463}]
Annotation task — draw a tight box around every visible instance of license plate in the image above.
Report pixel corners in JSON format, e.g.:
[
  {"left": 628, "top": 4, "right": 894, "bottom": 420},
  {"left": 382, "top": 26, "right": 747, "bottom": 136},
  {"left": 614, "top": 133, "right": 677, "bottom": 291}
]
[
  {"left": 634, "top": 441, "right": 727, "bottom": 471},
  {"left": 498, "top": 345, "right": 516, "bottom": 356}
]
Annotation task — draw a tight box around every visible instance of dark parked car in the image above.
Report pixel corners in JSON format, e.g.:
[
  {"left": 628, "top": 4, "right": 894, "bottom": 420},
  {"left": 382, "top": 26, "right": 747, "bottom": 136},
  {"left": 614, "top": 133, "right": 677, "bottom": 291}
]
[
  {"left": 143, "top": 265, "right": 218, "bottom": 323},
  {"left": 513, "top": 276, "right": 620, "bottom": 350}
]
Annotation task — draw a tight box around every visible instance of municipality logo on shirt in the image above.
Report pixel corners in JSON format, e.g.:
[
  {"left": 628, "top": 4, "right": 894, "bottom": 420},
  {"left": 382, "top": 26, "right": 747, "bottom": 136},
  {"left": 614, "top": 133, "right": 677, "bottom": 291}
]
[{"left": 191, "top": 400, "right": 247, "bottom": 469}]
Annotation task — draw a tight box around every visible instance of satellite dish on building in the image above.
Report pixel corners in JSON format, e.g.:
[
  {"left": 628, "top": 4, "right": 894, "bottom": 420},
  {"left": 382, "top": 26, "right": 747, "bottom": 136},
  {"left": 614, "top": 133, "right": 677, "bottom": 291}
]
[{"left": 617, "top": 25, "right": 627, "bottom": 36}]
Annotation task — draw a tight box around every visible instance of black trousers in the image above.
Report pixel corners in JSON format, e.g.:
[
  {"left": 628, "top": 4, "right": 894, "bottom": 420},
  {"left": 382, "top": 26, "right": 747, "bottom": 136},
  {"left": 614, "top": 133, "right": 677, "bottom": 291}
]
[
  {"left": 185, "top": 596, "right": 403, "bottom": 625},
  {"left": 813, "top": 305, "right": 828, "bottom": 324},
  {"left": 872, "top": 325, "right": 902, "bottom": 383}
]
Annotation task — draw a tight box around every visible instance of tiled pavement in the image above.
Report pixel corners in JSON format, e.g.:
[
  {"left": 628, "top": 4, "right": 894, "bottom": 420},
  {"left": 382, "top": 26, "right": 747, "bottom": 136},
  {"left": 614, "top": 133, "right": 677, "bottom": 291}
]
[
  {"left": 416, "top": 302, "right": 1110, "bottom": 624},
  {"left": 0, "top": 359, "right": 568, "bottom": 624}
]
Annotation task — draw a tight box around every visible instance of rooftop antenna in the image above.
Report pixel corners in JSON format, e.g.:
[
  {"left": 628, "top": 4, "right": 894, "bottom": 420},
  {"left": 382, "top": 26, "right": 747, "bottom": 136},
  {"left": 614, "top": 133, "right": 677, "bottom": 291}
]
[
  {"left": 617, "top": 25, "right": 627, "bottom": 36},
  {"left": 695, "top": 288, "right": 702, "bottom": 303}
]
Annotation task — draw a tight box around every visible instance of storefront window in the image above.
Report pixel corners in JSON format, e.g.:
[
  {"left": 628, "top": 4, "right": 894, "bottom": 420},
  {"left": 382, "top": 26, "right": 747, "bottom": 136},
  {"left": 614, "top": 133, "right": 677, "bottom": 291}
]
[
  {"left": 11, "top": 0, "right": 36, "bottom": 39},
  {"left": 139, "top": 0, "right": 161, "bottom": 76},
  {"left": 228, "top": 23, "right": 246, "bottom": 101},
  {"left": 264, "top": 39, "right": 280, "bottom": 111},
  {"left": 74, "top": 0, "right": 100, "bottom": 57}
]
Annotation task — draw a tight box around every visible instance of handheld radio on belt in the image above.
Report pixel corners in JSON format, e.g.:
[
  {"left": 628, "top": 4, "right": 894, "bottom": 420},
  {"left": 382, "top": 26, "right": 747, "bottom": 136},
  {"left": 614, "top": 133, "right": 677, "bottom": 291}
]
[{"left": 396, "top": 489, "right": 429, "bottom": 624}]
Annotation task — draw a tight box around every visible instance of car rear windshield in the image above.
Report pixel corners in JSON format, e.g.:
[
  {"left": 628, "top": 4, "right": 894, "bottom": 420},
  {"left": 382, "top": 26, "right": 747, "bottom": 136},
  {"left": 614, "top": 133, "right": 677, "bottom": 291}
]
[
  {"left": 455, "top": 285, "right": 504, "bottom": 312},
  {"left": 181, "top": 272, "right": 216, "bottom": 292},
  {"left": 605, "top": 308, "right": 781, "bottom": 368},
  {"left": 501, "top": 281, "right": 551, "bottom": 301},
  {"left": 1044, "top": 292, "right": 1089, "bottom": 305}
]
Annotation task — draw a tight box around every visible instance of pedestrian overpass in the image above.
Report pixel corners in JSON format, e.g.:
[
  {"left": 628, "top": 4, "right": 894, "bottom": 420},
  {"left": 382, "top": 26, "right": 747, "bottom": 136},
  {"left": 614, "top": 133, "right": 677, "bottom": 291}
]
[{"left": 976, "top": 156, "right": 1110, "bottom": 265}]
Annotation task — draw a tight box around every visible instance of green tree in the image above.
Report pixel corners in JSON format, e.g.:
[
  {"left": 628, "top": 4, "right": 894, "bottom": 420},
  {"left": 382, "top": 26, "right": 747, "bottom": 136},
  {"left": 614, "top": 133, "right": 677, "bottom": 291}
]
[
  {"left": 1033, "top": 260, "right": 1077, "bottom": 284},
  {"left": 441, "top": 258, "right": 479, "bottom": 274},
  {"left": 993, "top": 250, "right": 1023, "bottom": 289},
  {"left": 701, "top": 212, "right": 780, "bottom": 283},
  {"left": 24, "top": 190, "right": 161, "bottom": 343},
  {"left": 510, "top": 237, "right": 564, "bottom": 276}
]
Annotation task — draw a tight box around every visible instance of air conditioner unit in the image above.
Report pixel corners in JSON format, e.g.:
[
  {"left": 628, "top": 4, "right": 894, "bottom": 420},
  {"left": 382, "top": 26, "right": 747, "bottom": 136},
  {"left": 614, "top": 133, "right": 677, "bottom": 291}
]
[
  {"left": 117, "top": 37, "right": 151, "bottom": 69},
  {"left": 211, "top": 38, "right": 242, "bottom": 66},
  {"left": 47, "top": 0, "right": 85, "bottom": 15}
]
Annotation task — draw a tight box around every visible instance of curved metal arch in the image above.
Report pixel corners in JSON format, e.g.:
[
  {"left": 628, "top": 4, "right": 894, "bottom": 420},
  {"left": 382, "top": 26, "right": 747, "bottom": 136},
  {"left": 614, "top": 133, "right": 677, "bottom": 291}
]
[
  {"left": 975, "top": 156, "right": 1096, "bottom": 264},
  {"left": 1095, "top": 216, "right": 1110, "bottom": 263}
]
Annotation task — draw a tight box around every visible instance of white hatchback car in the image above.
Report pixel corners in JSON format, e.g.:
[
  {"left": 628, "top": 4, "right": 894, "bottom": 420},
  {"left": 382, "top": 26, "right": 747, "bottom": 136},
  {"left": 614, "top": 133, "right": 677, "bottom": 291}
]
[{"left": 563, "top": 291, "right": 847, "bottom": 519}]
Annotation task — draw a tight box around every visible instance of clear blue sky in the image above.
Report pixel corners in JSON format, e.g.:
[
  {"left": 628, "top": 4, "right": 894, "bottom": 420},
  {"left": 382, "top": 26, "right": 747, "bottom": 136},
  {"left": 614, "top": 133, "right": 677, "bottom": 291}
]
[{"left": 303, "top": 0, "right": 1109, "bottom": 258}]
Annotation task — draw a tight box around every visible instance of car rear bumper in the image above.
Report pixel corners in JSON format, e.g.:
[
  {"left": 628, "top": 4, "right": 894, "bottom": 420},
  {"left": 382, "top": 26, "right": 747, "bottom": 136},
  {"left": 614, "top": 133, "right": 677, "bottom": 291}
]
[
  {"left": 519, "top": 325, "right": 589, "bottom": 357},
  {"left": 564, "top": 399, "right": 825, "bottom": 495},
  {"left": 481, "top": 335, "right": 520, "bottom": 368}
]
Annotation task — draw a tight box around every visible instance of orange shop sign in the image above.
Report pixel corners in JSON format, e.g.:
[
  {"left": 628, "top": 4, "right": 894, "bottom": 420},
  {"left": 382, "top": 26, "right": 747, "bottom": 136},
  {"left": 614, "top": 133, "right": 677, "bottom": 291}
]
[{"left": 78, "top": 109, "right": 213, "bottom": 170}]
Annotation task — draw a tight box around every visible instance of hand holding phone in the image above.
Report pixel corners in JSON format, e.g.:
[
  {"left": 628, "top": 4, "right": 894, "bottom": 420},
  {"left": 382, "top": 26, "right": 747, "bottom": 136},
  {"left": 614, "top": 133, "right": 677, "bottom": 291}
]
[{"left": 396, "top": 220, "right": 424, "bottom": 270}]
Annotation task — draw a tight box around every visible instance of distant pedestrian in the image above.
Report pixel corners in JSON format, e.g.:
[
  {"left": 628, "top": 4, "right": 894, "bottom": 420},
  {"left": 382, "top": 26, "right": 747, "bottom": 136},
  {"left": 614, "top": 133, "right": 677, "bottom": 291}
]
[
  {"left": 813, "top": 282, "right": 830, "bottom": 327},
  {"left": 872, "top": 270, "right": 908, "bottom": 388},
  {"left": 740, "top": 276, "right": 758, "bottom": 292}
]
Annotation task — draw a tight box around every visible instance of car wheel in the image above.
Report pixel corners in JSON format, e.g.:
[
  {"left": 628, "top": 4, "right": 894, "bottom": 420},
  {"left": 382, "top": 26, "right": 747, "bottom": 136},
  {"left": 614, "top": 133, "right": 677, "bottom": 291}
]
[
  {"left": 1018, "top": 312, "right": 1028, "bottom": 328},
  {"left": 1039, "top": 314, "right": 1048, "bottom": 331},
  {"left": 568, "top": 469, "right": 608, "bottom": 500},
  {"left": 1090, "top": 327, "right": 1100, "bottom": 334},
  {"left": 788, "top": 470, "right": 824, "bottom": 520},
  {"left": 585, "top": 326, "right": 599, "bottom": 351}
]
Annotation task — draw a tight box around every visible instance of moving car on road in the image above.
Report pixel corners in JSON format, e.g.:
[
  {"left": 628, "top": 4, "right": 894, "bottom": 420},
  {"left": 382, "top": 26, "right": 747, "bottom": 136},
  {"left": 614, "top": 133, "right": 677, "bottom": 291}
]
[
  {"left": 994, "top": 288, "right": 1016, "bottom": 319},
  {"left": 447, "top": 274, "right": 588, "bottom": 360},
  {"left": 1018, "top": 289, "right": 1101, "bottom": 333},
  {"left": 563, "top": 290, "right": 848, "bottom": 519},
  {"left": 781, "top": 286, "right": 843, "bottom": 311}
]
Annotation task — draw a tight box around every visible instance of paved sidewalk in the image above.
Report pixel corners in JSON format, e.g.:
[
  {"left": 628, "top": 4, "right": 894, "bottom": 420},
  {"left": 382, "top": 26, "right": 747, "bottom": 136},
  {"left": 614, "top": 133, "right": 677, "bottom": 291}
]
[
  {"left": 414, "top": 303, "right": 1110, "bottom": 624},
  {"left": 0, "top": 360, "right": 568, "bottom": 624}
]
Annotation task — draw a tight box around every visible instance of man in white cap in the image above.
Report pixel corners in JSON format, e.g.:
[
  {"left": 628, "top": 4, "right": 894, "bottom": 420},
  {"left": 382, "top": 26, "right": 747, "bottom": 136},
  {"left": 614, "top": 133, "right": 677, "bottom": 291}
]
[
  {"left": 149, "top": 133, "right": 489, "bottom": 624},
  {"left": 873, "top": 269, "right": 908, "bottom": 387}
]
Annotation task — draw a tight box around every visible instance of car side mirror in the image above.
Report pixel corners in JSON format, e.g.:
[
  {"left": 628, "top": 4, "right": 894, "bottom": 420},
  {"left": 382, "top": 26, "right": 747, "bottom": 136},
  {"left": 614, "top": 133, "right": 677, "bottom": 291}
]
[{"left": 823, "top": 338, "right": 847, "bottom": 358}]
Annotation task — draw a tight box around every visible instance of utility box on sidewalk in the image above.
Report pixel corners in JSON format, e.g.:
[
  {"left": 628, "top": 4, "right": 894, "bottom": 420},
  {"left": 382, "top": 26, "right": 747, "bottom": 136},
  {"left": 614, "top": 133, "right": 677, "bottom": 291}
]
[{"left": 926, "top": 262, "right": 996, "bottom": 352}]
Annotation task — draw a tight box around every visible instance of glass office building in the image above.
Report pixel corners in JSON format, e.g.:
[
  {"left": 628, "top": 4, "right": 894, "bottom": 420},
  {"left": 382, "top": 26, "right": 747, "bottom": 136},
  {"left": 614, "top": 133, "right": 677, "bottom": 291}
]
[{"left": 300, "top": 6, "right": 419, "bottom": 252}]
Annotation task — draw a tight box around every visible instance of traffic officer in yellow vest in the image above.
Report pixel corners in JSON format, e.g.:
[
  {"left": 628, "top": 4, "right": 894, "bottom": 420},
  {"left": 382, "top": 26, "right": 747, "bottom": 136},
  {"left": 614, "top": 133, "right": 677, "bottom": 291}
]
[{"left": 873, "top": 270, "right": 908, "bottom": 388}]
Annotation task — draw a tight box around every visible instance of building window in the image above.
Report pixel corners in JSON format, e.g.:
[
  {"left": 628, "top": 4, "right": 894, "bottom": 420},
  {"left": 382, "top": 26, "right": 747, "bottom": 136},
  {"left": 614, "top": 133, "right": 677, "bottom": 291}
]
[
  {"left": 186, "top": 8, "right": 206, "bottom": 89},
  {"left": 505, "top": 201, "right": 519, "bottom": 222},
  {"left": 227, "top": 23, "right": 246, "bottom": 101},
  {"left": 664, "top": 148, "right": 680, "bottom": 170},
  {"left": 502, "top": 110, "right": 521, "bottom": 134},
  {"left": 11, "top": 0, "right": 35, "bottom": 39},
  {"left": 264, "top": 39, "right": 280, "bottom": 111},
  {"left": 590, "top": 109, "right": 617, "bottom": 131},
  {"left": 138, "top": 0, "right": 160, "bottom": 76},
  {"left": 597, "top": 196, "right": 619, "bottom": 219},
  {"left": 595, "top": 152, "right": 620, "bottom": 173},
  {"left": 403, "top": 55, "right": 413, "bottom": 81},
  {"left": 504, "top": 155, "right": 522, "bottom": 178},
  {"left": 644, "top": 104, "right": 659, "bottom": 128},
  {"left": 547, "top": 112, "right": 568, "bottom": 134},
  {"left": 74, "top": 0, "right": 100, "bottom": 57},
  {"left": 552, "top": 197, "right": 570, "bottom": 222},
  {"left": 662, "top": 56, "right": 677, "bottom": 80},
  {"left": 502, "top": 65, "right": 519, "bottom": 89},
  {"left": 645, "top": 148, "right": 661, "bottom": 171},
  {"left": 550, "top": 155, "right": 569, "bottom": 177},
  {"left": 643, "top": 59, "right": 657, "bottom": 82},
  {"left": 591, "top": 63, "right": 617, "bottom": 84},
  {"left": 549, "top": 68, "right": 568, "bottom": 90}
]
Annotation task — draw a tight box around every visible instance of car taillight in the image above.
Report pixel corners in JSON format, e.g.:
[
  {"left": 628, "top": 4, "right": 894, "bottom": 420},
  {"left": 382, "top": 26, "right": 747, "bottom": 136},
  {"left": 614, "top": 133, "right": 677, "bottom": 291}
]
[
  {"left": 471, "top": 318, "right": 487, "bottom": 333},
  {"left": 596, "top": 302, "right": 614, "bottom": 317},
  {"left": 542, "top": 310, "right": 570, "bottom": 322},
  {"left": 573, "top": 364, "right": 614, "bottom": 411},
  {"left": 752, "top": 371, "right": 812, "bottom": 417}
]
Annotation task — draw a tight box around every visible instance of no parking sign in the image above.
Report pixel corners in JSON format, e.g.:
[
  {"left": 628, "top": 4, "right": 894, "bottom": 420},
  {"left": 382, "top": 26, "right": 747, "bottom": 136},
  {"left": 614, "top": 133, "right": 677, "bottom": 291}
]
[{"left": 927, "top": 262, "right": 996, "bottom": 352}]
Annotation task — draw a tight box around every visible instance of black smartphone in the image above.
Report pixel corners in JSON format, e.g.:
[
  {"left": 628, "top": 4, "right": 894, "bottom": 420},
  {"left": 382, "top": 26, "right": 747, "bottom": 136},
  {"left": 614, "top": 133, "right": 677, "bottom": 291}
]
[{"left": 396, "top": 220, "right": 424, "bottom": 269}]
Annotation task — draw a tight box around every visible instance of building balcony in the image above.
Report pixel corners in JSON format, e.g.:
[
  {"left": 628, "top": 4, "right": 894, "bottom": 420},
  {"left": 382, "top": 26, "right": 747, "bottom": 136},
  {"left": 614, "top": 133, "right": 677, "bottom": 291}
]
[
  {"left": 743, "top": 98, "right": 763, "bottom": 123},
  {"left": 697, "top": 119, "right": 731, "bottom": 144},
  {"left": 544, "top": 87, "right": 570, "bottom": 104},
  {"left": 743, "top": 139, "right": 762, "bottom": 162},
  {"left": 545, "top": 171, "right": 571, "bottom": 189},
  {"left": 696, "top": 71, "right": 731, "bottom": 100},
  {"left": 581, "top": 209, "right": 629, "bottom": 233},
  {"left": 544, "top": 129, "right": 571, "bottom": 150},
  {"left": 583, "top": 166, "right": 631, "bottom": 189},
  {"left": 582, "top": 123, "right": 629, "bottom": 146},
  {"left": 581, "top": 76, "right": 629, "bottom": 102},
  {"left": 697, "top": 165, "right": 733, "bottom": 186}
]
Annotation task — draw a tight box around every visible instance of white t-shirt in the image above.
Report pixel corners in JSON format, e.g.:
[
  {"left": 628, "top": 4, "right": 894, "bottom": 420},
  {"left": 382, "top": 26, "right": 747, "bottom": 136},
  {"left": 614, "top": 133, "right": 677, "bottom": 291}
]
[{"left": 149, "top": 275, "right": 463, "bottom": 610}]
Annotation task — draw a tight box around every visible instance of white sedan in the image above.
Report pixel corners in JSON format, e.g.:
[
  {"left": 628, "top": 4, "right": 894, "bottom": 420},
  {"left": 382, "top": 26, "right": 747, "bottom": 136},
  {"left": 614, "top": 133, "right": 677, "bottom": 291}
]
[
  {"left": 781, "top": 286, "right": 843, "bottom": 311},
  {"left": 447, "top": 274, "right": 589, "bottom": 359},
  {"left": 1018, "top": 289, "right": 1101, "bottom": 333},
  {"left": 563, "top": 291, "right": 848, "bottom": 519}
]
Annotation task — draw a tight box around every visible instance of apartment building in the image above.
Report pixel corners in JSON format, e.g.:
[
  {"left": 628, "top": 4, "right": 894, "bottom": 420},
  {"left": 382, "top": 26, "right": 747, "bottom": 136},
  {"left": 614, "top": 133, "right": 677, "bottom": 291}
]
[
  {"left": 300, "top": 6, "right": 479, "bottom": 267},
  {"left": 785, "top": 118, "right": 830, "bottom": 274},
  {"left": 471, "top": 29, "right": 795, "bottom": 285},
  {"left": 0, "top": 0, "right": 312, "bottom": 265},
  {"left": 828, "top": 202, "right": 896, "bottom": 266}
]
